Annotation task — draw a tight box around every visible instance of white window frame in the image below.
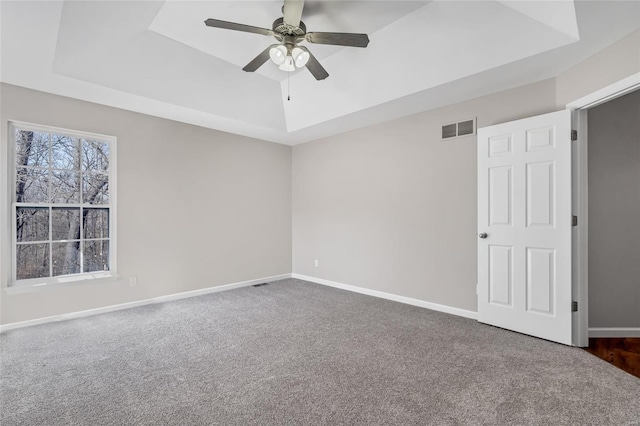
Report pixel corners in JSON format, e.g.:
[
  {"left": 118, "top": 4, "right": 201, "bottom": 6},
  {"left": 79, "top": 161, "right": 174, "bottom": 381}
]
[{"left": 5, "top": 121, "right": 117, "bottom": 290}]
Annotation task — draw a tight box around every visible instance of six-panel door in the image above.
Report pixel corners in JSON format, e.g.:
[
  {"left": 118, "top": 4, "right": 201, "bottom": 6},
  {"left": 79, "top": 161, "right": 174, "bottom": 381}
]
[{"left": 477, "top": 109, "right": 572, "bottom": 345}]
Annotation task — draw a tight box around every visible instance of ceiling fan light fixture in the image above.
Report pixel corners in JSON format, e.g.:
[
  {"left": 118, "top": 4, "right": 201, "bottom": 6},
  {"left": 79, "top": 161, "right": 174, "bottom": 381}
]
[
  {"left": 269, "top": 44, "right": 287, "bottom": 66},
  {"left": 205, "top": 0, "right": 370, "bottom": 80},
  {"left": 292, "top": 47, "right": 310, "bottom": 68},
  {"left": 279, "top": 55, "right": 296, "bottom": 72}
]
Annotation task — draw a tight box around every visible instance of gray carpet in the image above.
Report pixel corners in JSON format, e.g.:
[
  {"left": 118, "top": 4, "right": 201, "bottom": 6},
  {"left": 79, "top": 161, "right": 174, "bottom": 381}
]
[{"left": 1, "top": 279, "right": 639, "bottom": 425}]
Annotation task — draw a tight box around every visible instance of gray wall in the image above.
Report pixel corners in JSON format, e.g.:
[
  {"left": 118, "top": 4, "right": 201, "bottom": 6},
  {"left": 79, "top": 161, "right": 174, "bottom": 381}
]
[
  {"left": 292, "top": 79, "right": 558, "bottom": 312},
  {"left": 292, "top": 29, "right": 640, "bottom": 316},
  {"left": 588, "top": 89, "right": 640, "bottom": 328},
  {"left": 0, "top": 83, "right": 292, "bottom": 325}
]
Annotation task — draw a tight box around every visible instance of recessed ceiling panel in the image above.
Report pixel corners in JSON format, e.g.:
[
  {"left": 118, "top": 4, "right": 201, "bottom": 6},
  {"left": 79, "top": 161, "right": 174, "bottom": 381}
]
[
  {"left": 149, "top": 1, "right": 429, "bottom": 81},
  {"left": 282, "top": 0, "right": 582, "bottom": 131},
  {"left": 53, "top": 1, "right": 287, "bottom": 131}
]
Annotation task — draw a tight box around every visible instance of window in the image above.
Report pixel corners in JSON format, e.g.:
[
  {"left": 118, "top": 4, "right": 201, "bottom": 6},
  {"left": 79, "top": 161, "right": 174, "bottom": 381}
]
[{"left": 9, "top": 122, "right": 116, "bottom": 286}]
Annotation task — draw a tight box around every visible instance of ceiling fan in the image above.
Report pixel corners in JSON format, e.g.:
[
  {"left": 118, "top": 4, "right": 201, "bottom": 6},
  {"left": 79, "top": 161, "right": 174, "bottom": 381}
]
[{"left": 204, "top": 0, "right": 370, "bottom": 80}]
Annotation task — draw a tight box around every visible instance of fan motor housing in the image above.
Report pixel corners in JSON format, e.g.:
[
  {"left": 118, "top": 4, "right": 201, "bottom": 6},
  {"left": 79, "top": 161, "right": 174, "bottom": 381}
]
[{"left": 272, "top": 17, "right": 306, "bottom": 37}]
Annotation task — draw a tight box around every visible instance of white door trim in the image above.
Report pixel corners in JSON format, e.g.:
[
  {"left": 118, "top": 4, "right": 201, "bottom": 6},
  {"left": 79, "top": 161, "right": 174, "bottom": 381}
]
[
  {"left": 567, "top": 72, "right": 640, "bottom": 346},
  {"left": 567, "top": 73, "right": 640, "bottom": 110}
]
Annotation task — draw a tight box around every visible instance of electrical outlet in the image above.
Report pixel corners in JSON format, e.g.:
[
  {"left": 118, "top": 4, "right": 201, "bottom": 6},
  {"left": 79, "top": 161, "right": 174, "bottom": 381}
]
[
  {"left": 129, "top": 276, "right": 137, "bottom": 287},
  {"left": 314, "top": 259, "right": 319, "bottom": 268}
]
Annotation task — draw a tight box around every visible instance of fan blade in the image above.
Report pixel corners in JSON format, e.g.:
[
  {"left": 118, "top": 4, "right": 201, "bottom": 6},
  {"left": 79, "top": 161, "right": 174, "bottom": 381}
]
[
  {"left": 204, "top": 18, "right": 273, "bottom": 36},
  {"left": 283, "top": 0, "right": 305, "bottom": 28},
  {"left": 305, "top": 50, "right": 329, "bottom": 80},
  {"left": 306, "top": 32, "right": 369, "bottom": 48},
  {"left": 242, "top": 46, "right": 273, "bottom": 72}
]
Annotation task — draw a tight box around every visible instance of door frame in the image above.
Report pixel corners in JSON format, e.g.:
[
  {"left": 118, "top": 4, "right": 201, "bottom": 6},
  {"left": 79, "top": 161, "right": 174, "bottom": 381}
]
[{"left": 567, "top": 72, "right": 640, "bottom": 347}]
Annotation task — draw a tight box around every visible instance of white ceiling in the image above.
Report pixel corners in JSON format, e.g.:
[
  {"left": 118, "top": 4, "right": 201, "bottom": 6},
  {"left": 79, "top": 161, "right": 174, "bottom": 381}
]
[{"left": 1, "top": 1, "right": 639, "bottom": 145}]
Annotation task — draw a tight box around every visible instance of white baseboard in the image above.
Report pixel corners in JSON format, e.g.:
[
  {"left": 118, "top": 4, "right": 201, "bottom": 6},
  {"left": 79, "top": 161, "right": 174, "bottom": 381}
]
[
  {"left": 292, "top": 273, "right": 478, "bottom": 320},
  {"left": 0, "top": 273, "right": 292, "bottom": 333},
  {"left": 2, "top": 273, "right": 479, "bottom": 332},
  {"left": 588, "top": 327, "right": 640, "bottom": 338}
]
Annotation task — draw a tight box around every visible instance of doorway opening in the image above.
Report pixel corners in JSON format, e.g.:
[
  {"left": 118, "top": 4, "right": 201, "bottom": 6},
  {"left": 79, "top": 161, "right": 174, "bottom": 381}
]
[{"left": 569, "top": 73, "right": 640, "bottom": 347}]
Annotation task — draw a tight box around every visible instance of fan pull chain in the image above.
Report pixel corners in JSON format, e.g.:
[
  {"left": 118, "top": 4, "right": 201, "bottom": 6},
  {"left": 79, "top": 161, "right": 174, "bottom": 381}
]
[{"left": 287, "top": 70, "right": 291, "bottom": 101}]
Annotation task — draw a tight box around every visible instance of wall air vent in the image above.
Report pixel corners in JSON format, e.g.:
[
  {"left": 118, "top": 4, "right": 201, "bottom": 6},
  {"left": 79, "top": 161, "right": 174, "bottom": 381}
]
[{"left": 441, "top": 118, "right": 476, "bottom": 139}]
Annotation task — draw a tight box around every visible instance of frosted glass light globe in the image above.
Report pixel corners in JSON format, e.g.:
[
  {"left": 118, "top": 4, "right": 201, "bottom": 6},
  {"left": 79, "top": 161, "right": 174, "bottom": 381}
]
[
  {"left": 279, "top": 55, "right": 295, "bottom": 71},
  {"left": 292, "top": 47, "right": 310, "bottom": 67},
  {"left": 269, "top": 45, "right": 287, "bottom": 66}
]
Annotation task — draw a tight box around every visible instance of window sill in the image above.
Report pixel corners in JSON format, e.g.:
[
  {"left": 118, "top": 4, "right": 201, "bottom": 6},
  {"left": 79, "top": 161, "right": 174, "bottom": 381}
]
[{"left": 4, "top": 272, "right": 119, "bottom": 295}]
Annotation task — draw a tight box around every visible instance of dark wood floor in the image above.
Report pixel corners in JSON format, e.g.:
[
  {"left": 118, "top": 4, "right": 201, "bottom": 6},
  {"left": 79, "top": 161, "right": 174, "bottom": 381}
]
[{"left": 584, "top": 338, "right": 640, "bottom": 379}]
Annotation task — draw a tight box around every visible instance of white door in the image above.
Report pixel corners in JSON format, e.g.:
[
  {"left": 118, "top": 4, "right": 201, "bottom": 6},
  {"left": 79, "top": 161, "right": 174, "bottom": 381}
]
[{"left": 477, "top": 109, "right": 572, "bottom": 345}]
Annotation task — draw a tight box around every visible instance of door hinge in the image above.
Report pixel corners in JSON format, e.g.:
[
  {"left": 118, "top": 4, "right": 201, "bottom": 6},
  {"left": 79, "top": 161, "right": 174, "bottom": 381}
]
[
  {"left": 572, "top": 301, "right": 578, "bottom": 312},
  {"left": 571, "top": 129, "right": 578, "bottom": 141},
  {"left": 572, "top": 215, "right": 578, "bottom": 226}
]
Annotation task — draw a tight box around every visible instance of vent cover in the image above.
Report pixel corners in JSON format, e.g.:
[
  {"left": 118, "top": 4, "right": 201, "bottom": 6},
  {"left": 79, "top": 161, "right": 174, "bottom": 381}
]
[{"left": 441, "top": 118, "right": 476, "bottom": 139}]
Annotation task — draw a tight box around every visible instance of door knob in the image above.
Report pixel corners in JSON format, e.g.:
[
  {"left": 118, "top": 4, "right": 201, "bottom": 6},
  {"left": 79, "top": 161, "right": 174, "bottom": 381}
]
[{"left": 479, "top": 233, "right": 488, "bottom": 239}]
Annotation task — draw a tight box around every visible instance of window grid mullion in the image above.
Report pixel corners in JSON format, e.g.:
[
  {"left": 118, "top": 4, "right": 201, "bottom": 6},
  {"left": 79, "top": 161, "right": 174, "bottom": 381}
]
[
  {"left": 80, "top": 140, "right": 84, "bottom": 274},
  {"left": 80, "top": 140, "right": 83, "bottom": 206},
  {"left": 48, "top": 133, "right": 53, "bottom": 279},
  {"left": 48, "top": 206, "right": 53, "bottom": 278},
  {"left": 47, "top": 133, "right": 53, "bottom": 277},
  {"left": 80, "top": 206, "right": 84, "bottom": 274}
]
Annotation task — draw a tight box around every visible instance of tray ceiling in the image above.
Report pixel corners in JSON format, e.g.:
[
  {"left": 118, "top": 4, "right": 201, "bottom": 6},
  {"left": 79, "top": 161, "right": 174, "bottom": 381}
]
[{"left": 2, "top": 1, "right": 639, "bottom": 145}]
